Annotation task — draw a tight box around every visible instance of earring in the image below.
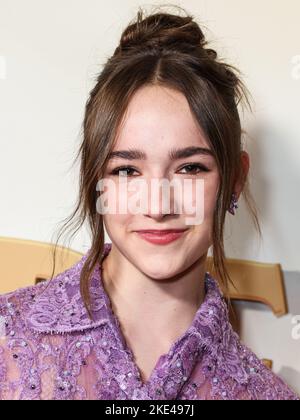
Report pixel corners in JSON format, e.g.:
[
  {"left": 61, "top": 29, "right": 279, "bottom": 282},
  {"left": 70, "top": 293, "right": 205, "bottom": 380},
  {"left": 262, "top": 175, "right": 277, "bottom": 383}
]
[{"left": 228, "top": 192, "right": 239, "bottom": 215}]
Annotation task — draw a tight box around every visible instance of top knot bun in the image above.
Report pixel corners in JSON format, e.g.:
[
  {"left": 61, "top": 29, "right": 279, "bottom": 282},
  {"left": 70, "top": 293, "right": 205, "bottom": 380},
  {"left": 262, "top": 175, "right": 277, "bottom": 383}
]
[{"left": 118, "top": 9, "right": 217, "bottom": 59}]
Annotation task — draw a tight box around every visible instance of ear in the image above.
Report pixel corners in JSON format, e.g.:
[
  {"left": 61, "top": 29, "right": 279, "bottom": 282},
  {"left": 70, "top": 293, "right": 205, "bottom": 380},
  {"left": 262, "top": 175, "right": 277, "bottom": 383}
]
[{"left": 234, "top": 151, "right": 250, "bottom": 200}]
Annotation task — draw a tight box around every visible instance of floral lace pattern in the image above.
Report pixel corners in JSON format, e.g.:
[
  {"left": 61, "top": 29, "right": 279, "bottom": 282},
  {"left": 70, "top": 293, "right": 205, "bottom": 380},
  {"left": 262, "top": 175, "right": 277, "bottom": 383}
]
[{"left": 0, "top": 242, "right": 299, "bottom": 400}]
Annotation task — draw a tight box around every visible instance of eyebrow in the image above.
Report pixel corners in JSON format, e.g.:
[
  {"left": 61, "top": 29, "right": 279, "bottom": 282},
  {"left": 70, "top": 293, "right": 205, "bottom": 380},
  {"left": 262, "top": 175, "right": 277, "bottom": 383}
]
[{"left": 108, "top": 146, "right": 214, "bottom": 161}]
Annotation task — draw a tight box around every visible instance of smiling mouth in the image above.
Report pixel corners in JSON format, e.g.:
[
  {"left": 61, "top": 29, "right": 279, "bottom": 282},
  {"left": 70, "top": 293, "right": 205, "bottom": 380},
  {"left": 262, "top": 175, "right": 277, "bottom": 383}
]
[
  {"left": 134, "top": 229, "right": 188, "bottom": 245},
  {"left": 135, "top": 229, "right": 188, "bottom": 234}
]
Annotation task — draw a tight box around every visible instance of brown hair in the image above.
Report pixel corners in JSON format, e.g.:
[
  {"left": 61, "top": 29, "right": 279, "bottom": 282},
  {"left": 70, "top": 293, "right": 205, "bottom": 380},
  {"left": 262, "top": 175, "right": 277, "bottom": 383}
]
[{"left": 50, "top": 5, "right": 262, "bottom": 318}]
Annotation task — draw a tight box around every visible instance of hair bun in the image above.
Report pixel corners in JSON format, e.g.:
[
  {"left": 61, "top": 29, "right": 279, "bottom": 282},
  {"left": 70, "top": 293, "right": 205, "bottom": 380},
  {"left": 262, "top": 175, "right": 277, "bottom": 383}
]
[{"left": 119, "top": 10, "right": 209, "bottom": 54}]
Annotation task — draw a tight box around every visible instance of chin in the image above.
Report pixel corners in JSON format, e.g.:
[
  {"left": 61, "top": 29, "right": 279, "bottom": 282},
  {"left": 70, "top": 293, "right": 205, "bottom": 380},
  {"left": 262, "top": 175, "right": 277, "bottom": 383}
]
[{"left": 137, "top": 259, "right": 182, "bottom": 281}]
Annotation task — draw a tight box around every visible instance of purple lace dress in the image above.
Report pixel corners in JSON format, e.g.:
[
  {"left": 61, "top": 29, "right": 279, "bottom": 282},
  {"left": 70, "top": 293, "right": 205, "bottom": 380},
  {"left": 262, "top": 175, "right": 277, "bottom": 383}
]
[{"left": 0, "top": 243, "right": 299, "bottom": 400}]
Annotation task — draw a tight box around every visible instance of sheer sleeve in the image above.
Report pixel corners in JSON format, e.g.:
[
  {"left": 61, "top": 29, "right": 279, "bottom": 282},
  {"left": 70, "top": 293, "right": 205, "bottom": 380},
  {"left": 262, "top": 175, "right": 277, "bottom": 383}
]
[
  {"left": 240, "top": 364, "right": 299, "bottom": 400},
  {"left": 0, "top": 287, "right": 99, "bottom": 400},
  {"left": 0, "top": 335, "right": 21, "bottom": 399},
  {"left": 0, "top": 331, "right": 102, "bottom": 400}
]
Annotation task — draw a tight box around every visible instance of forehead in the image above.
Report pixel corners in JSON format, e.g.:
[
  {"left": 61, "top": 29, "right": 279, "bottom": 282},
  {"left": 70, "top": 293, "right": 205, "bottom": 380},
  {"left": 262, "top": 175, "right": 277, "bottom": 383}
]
[{"left": 114, "top": 85, "right": 210, "bottom": 152}]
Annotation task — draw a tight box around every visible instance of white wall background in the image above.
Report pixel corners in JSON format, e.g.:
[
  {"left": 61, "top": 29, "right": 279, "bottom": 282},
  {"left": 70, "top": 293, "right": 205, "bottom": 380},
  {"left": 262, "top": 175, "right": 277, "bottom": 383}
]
[{"left": 0, "top": 0, "right": 299, "bottom": 395}]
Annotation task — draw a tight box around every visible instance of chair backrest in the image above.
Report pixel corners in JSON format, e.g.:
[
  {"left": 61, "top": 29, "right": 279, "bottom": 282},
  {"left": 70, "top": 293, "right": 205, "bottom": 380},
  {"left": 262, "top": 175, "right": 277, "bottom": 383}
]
[
  {"left": 0, "top": 237, "right": 84, "bottom": 295},
  {"left": 206, "top": 256, "right": 288, "bottom": 317},
  {"left": 206, "top": 256, "right": 289, "bottom": 370}
]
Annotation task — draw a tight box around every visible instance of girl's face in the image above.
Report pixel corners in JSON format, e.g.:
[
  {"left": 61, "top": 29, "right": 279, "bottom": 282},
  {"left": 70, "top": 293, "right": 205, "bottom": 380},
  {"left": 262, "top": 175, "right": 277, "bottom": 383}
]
[{"left": 101, "top": 85, "right": 220, "bottom": 279}]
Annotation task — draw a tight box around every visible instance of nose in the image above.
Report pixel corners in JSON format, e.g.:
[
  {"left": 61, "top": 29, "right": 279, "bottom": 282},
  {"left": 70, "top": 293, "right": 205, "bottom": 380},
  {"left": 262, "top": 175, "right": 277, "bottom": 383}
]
[{"left": 142, "top": 179, "right": 178, "bottom": 221}]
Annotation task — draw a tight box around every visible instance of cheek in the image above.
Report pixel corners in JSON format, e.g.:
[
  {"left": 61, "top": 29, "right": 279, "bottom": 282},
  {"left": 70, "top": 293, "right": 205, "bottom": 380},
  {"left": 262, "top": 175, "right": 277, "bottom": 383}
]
[
  {"left": 103, "top": 213, "right": 132, "bottom": 239},
  {"left": 100, "top": 178, "right": 142, "bottom": 213},
  {"left": 100, "top": 178, "right": 135, "bottom": 229},
  {"left": 185, "top": 174, "right": 219, "bottom": 221},
  {"left": 204, "top": 177, "right": 219, "bottom": 216},
  {"left": 194, "top": 174, "right": 219, "bottom": 244}
]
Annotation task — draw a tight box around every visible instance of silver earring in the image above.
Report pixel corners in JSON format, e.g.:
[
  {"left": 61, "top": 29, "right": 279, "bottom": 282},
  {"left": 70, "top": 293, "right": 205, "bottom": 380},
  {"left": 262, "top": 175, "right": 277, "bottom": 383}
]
[{"left": 228, "top": 192, "right": 239, "bottom": 215}]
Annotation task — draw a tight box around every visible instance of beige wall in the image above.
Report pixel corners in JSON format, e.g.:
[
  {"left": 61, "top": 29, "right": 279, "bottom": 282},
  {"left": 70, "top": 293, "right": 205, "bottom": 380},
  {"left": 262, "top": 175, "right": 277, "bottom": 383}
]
[{"left": 0, "top": 0, "right": 299, "bottom": 394}]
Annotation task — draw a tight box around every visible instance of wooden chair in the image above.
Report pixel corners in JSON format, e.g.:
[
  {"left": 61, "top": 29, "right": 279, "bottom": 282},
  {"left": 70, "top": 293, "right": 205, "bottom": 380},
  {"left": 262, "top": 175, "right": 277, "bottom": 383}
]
[
  {"left": 0, "top": 237, "right": 83, "bottom": 295},
  {"left": 206, "top": 256, "right": 288, "bottom": 369}
]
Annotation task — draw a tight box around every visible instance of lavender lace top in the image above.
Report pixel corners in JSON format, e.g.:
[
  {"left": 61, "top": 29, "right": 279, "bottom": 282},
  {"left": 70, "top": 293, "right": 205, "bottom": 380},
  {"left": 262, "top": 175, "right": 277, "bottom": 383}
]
[{"left": 0, "top": 243, "right": 298, "bottom": 400}]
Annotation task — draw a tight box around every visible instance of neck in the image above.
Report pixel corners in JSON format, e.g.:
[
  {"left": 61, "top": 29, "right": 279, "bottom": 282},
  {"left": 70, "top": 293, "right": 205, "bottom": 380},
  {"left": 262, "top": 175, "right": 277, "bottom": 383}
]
[{"left": 101, "top": 244, "right": 207, "bottom": 347}]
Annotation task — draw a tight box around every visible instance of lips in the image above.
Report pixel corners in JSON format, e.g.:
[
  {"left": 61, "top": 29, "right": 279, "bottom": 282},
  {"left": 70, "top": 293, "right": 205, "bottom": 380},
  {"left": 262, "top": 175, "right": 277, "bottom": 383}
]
[
  {"left": 135, "top": 229, "right": 188, "bottom": 234},
  {"left": 135, "top": 229, "right": 188, "bottom": 245}
]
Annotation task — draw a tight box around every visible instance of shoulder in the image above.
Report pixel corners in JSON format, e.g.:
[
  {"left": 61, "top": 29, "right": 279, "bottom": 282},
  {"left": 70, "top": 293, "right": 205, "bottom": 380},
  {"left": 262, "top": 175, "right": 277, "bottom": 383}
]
[
  {"left": 198, "top": 275, "right": 298, "bottom": 400},
  {"left": 0, "top": 280, "right": 49, "bottom": 340},
  {"left": 0, "top": 251, "right": 95, "bottom": 400},
  {"left": 236, "top": 340, "right": 299, "bottom": 400},
  {"left": 213, "top": 329, "right": 299, "bottom": 400},
  {"left": 0, "top": 247, "right": 106, "bottom": 339},
  {"left": 0, "top": 281, "right": 51, "bottom": 398},
  {"left": 0, "top": 258, "right": 86, "bottom": 399},
  {"left": 0, "top": 250, "right": 88, "bottom": 338}
]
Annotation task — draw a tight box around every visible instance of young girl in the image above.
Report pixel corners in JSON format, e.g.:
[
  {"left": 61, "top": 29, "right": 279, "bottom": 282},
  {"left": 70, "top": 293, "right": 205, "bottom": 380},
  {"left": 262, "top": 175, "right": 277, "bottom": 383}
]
[{"left": 0, "top": 7, "right": 298, "bottom": 400}]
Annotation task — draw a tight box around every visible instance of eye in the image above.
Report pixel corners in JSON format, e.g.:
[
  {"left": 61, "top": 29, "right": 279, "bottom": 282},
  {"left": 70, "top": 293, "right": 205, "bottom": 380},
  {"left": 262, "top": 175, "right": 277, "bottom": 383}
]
[
  {"left": 178, "top": 163, "right": 209, "bottom": 175},
  {"left": 110, "top": 166, "right": 138, "bottom": 177},
  {"left": 109, "top": 163, "right": 210, "bottom": 177}
]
